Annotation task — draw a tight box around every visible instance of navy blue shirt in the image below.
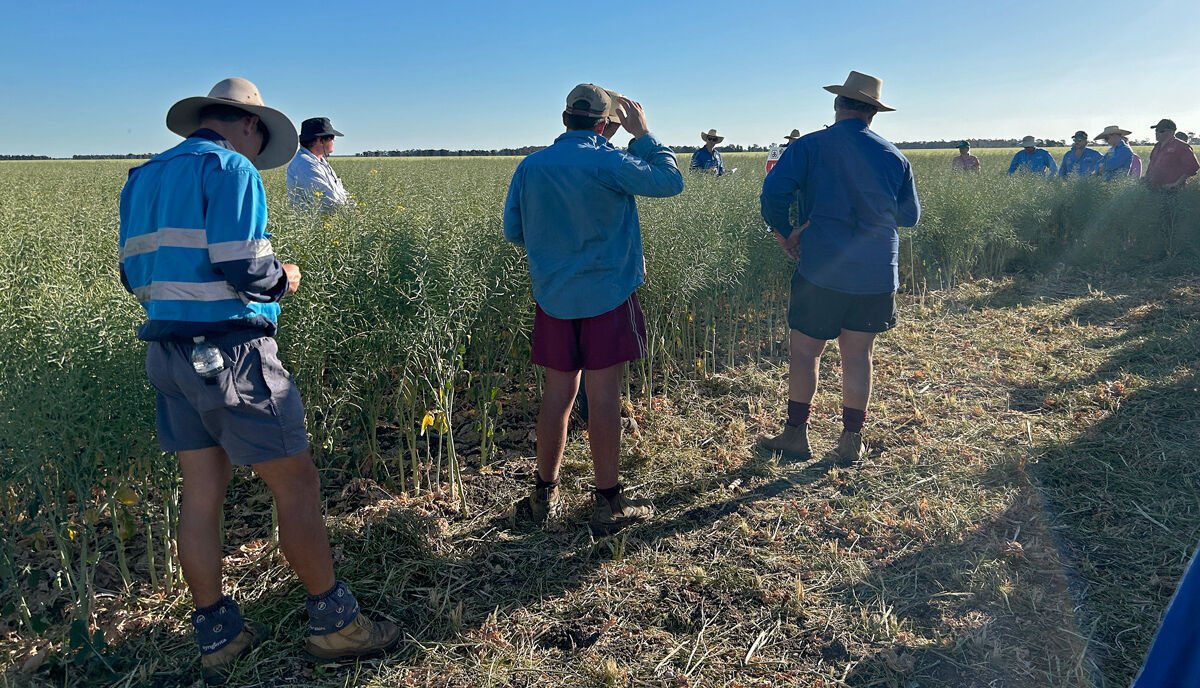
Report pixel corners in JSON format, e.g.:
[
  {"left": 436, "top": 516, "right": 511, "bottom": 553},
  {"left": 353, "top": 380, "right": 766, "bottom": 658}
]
[
  {"left": 760, "top": 119, "right": 920, "bottom": 294},
  {"left": 690, "top": 147, "right": 724, "bottom": 176}
]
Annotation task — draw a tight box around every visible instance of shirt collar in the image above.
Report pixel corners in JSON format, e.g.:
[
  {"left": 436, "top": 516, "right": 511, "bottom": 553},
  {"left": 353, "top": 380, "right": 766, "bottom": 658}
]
[
  {"left": 298, "top": 146, "right": 322, "bottom": 162},
  {"left": 188, "top": 128, "right": 236, "bottom": 152},
  {"left": 554, "top": 129, "right": 607, "bottom": 146},
  {"left": 831, "top": 118, "right": 870, "bottom": 132}
]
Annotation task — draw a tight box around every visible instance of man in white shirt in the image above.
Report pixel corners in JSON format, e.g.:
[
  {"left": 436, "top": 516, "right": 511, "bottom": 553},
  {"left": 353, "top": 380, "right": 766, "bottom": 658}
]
[{"left": 286, "top": 117, "right": 354, "bottom": 209}]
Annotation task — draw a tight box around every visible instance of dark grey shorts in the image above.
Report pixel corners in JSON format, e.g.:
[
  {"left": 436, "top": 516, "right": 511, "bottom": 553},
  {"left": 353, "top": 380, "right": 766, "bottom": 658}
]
[
  {"left": 788, "top": 272, "right": 897, "bottom": 340},
  {"left": 145, "top": 334, "right": 309, "bottom": 465}
]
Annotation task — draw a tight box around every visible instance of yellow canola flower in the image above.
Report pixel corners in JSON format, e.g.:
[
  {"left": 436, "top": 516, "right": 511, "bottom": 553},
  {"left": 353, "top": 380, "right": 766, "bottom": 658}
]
[{"left": 420, "top": 411, "right": 435, "bottom": 436}]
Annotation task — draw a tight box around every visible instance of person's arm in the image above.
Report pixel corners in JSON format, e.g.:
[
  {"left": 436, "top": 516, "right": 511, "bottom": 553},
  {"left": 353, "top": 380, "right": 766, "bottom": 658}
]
[
  {"left": 1007, "top": 153, "right": 1020, "bottom": 175},
  {"left": 897, "top": 162, "right": 921, "bottom": 227},
  {"left": 502, "top": 164, "right": 525, "bottom": 245},
  {"left": 605, "top": 99, "right": 683, "bottom": 198},
  {"left": 294, "top": 156, "right": 343, "bottom": 207},
  {"left": 760, "top": 140, "right": 808, "bottom": 236},
  {"left": 689, "top": 150, "right": 703, "bottom": 170},
  {"left": 205, "top": 167, "right": 288, "bottom": 302},
  {"left": 716, "top": 152, "right": 725, "bottom": 176},
  {"left": 1059, "top": 152, "right": 1070, "bottom": 177},
  {"left": 1045, "top": 152, "right": 1058, "bottom": 176}
]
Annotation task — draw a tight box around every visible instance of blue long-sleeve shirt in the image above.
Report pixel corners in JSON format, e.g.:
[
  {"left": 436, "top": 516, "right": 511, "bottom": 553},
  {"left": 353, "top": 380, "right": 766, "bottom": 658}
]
[
  {"left": 1100, "top": 140, "right": 1134, "bottom": 180},
  {"left": 1007, "top": 148, "right": 1058, "bottom": 176},
  {"left": 1059, "top": 147, "right": 1103, "bottom": 177},
  {"left": 759, "top": 118, "right": 920, "bottom": 295},
  {"left": 503, "top": 130, "right": 684, "bottom": 319},
  {"left": 690, "top": 147, "right": 724, "bottom": 176},
  {"left": 119, "top": 130, "right": 288, "bottom": 341},
  {"left": 1132, "top": 540, "right": 1200, "bottom": 687}
]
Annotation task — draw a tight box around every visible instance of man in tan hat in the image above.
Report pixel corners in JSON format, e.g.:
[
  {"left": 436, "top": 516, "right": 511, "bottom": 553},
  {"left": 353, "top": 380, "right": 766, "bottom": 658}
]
[
  {"left": 1007, "top": 136, "right": 1057, "bottom": 175},
  {"left": 118, "top": 78, "right": 399, "bottom": 681},
  {"left": 691, "top": 129, "right": 726, "bottom": 175},
  {"left": 1145, "top": 119, "right": 1199, "bottom": 189},
  {"left": 1096, "top": 125, "right": 1136, "bottom": 179},
  {"left": 504, "top": 83, "right": 683, "bottom": 533},
  {"left": 758, "top": 71, "right": 919, "bottom": 465},
  {"left": 783, "top": 129, "right": 802, "bottom": 147}
]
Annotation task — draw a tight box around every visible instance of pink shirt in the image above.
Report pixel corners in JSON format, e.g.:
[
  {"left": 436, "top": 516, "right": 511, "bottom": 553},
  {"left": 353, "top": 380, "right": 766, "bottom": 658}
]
[{"left": 951, "top": 154, "right": 981, "bottom": 172}]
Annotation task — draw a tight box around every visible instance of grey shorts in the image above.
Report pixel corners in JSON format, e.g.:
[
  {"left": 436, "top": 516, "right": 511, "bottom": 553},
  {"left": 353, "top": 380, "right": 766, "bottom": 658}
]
[{"left": 145, "top": 334, "right": 309, "bottom": 465}]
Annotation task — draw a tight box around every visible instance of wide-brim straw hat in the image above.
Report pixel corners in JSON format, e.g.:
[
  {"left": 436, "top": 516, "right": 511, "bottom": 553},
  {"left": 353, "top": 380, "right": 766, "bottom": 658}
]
[
  {"left": 784, "top": 129, "right": 802, "bottom": 140},
  {"left": 824, "top": 70, "right": 895, "bottom": 112},
  {"left": 1094, "top": 125, "right": 1131, "bottom": 141},
  {"left": 166, "top": 77, "right": 298, "bottom": 170},
  {"left": 701, "top": 128, "right": 725, "bottom": 143}
]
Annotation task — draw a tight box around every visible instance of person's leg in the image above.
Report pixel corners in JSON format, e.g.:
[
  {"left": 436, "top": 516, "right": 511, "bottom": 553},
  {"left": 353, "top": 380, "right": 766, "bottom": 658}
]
[
  {"left": 790, "top": 329, "right": 827, "bottom": 407},
  {"left": 837, "top": 329, "right": 878, "bottom": 415},
  {"left": 251, "top": 450, "right": 335, "bottom": 596},
  {"left": 177, "top": 446, "right": 234, "bottom": 609},
  {"left": 536, "top": 368, "right": 582, "bottom": 485},
  {"left": 583, "top": 363, "right": 624, "bottom": 490}
]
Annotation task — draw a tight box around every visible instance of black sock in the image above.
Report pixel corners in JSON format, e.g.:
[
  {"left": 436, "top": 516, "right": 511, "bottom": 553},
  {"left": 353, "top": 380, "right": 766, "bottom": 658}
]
[
  {"left": 786, "top": 400, "right": 812, "bottom": 427},
  {"left": 596, "top": 484, "right": 622, "bottom": 502},
  {"left": 843, "top": 406, "right": 867, "bottom": 434},
  {"left": 536, "top": 472, "right": 560, "bottom": 489}
]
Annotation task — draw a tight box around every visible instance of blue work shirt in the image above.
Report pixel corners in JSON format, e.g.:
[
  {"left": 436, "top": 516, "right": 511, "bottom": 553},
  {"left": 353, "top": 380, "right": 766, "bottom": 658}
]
[
  {"left": 1059, "top": 147, "right": 1103, "bottom": 177},
  {"left": 1100, "top": 140, "right": 1134, "bottom": 179},
  {"left": 759, "top": 118, "right": 920, "bottom": 295},
  {"left": 690, "top": 147, "right": 724, "bottom": 176},
  {"left": 1132, "top": 540, "right": 1200, "bottom": 687},
  {"left": 503, "top": 130, "right": 684, "bottom": 319},
  {"left": 1007, "top": 148, "right": 1058, "bottom": 176},
  {"left": 119, "top": 129, "right": 289, "bottom": 341}
]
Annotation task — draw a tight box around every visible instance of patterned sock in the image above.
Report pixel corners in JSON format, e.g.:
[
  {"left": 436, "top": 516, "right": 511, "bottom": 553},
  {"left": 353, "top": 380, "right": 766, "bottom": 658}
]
[
  {"left": 786, "top": 400, "right": 812, "bottom": 428},
  {"left": 842, "top": 406, "right": 867, "bottom": 434},
  {"left": 306, "top": 581, "right": 360, "bottom": 636},
  {"left": 192, "top": 596, "right": 245, "bottom": 655}
]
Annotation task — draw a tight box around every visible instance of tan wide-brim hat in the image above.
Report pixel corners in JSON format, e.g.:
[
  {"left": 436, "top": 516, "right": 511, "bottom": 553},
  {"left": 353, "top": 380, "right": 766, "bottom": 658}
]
[
  {"left": 1019, "top": 136, "right": 1037, "bottom": 147},
  {"left": 784, "top": 129, "right": 802, "bottom": 140},
  {"left": 701, "top": 128, "right": 725, "bottom": 143},
  {"left": 166, "top": 77, "right": 298, "bottom": 170},
  {"left": 824, "top": 70, "right": 895, "bottom": 112},
  {"left": 1094, "top": 125, "right": 1132, "bottom": 141}
]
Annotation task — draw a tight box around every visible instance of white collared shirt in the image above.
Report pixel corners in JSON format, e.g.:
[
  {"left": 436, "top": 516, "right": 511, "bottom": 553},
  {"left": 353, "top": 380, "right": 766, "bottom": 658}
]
[{"left": 286, "top": 147, "right": 352, "bottom": 208}]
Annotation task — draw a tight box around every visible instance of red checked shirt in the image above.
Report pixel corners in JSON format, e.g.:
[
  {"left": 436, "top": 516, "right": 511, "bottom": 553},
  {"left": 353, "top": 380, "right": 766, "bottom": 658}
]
[{"left": 1145, "top": 137, "right": 1200, "bottom": 189}]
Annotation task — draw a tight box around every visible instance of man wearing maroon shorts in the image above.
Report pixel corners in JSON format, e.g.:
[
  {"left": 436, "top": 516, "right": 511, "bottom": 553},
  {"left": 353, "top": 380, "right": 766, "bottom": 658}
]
[{"left": 503, "top": 83, "right": 684, "bottom": 533}]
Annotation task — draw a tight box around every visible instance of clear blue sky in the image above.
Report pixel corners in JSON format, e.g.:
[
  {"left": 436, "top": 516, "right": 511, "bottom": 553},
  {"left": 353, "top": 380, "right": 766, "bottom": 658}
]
[{"left": 4, "top": 0, "right": 1198, "bottom": 156}]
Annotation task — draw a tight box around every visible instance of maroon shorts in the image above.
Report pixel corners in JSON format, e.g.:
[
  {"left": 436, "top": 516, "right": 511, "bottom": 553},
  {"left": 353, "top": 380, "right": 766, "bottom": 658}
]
[{"left": 531, "top": 294, "right": 647, "bottom": 372}]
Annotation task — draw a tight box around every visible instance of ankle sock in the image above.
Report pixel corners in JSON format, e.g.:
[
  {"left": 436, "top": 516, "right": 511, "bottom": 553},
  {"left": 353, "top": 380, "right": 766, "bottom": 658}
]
[
  {"left": 596, "top": 484, "right": 622, "bottom": 503},
  {"left": 192, "top": 596, "right": 245, "bottom": 655},
  {"left": 306, "top": 580, "right": 360, "bottom": 636},
  {"left": 786, "top": 400, "right": 812, "bottom": 427},
  {"left": 535, "top": 472, "right": 560, "bottom": 490},
  {"left": 842, "top": 406, "right": 867, "bottom": 434}
]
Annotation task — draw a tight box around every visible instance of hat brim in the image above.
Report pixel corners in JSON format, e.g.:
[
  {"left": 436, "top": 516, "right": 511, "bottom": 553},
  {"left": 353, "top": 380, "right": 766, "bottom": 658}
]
[
  {"left": 166, "top": 96, "right": 299, "bottom": 170},
  {"left": 1094, "top": 130, "right": 1132, "bottom": 140},
  {"left": 700, "top": 132, "right": 725, "bottom": 143},
  {"left": 824, "top": 85, "right": 895, "bottom": 112}
]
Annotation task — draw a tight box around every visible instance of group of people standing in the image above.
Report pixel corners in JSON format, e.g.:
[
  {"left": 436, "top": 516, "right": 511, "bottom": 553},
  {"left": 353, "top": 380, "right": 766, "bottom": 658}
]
[
  {"left": 951, "top": 121, "right": 1199, "bottom": 189},
  {"left": 114, "top": 70, "right": 1187, "bottom": 685}
]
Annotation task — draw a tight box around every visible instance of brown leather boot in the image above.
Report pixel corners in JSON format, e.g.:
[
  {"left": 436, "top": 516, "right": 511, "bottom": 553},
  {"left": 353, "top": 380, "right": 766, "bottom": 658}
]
[
  {"left": 757, "top": 424, "right": 813, "bottom": 462},
  {"left": 200, "top": 622, "right": 269, "bottom": 685},
  {"left": 590, "top": 489, "right": 654, "bottom": 535},
  {"left": 304, "top": 612, "right": 401, "bottom": 661},
  {"left": 835, "top": 431, "right": 866, "bottom": 465}
]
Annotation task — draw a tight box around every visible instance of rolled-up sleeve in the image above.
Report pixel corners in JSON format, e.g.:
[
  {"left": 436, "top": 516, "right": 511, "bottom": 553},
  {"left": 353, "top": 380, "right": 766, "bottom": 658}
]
[
  {"left": 761, "top": 141, "right": 807, "bottom": 236},
  {"left": 606, "top": 134, "right": 684, "bottom": 198},
  {"left": 205, "top": 168, "right": 287, "bottom": 303}
]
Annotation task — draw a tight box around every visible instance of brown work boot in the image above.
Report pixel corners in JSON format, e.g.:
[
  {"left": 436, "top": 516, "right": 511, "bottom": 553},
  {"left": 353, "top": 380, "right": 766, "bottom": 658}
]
[
  {"left": 590, "top": 488, "right": 654, "bottom": 535},
  {"left": 513, "top": 482, "right": 563, "bottom": 525},
  {"left": 757, "top": 424, "right": 813, "bottom": 462},
  {"left": 305, "top": 612, "right": 402, "bottom": 661},
  {"left": 200, "top": 621, "right": 269, "bottom": 686},
  {"left": 835, "top": 431, "right": 866, "bottom": 466}
]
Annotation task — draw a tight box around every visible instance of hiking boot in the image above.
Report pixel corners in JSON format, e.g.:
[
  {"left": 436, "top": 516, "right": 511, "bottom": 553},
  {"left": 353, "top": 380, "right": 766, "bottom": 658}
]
[
  {"left": 590, "top": 489, "right": 654, "bottom": 535},
  {"left": 835, "top": 431, "right": 866, "bottom": 466},
  {"left": 200, "top": 621, "right": 269, "bottom": 686},
  {"left": 757, "top": 424, "right": 812, "bottom": 462},
  {"left": 305, "top": 612, "right": 402, "bottom": 661},
  {"left": 513, "top": 482, "right": 563, "bottom": 525}
]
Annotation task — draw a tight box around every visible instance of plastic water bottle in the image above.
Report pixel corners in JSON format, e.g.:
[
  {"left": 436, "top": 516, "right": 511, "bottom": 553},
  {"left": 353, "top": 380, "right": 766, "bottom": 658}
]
[{"left": 190, "top": 337, "right": 225, "bottom": 379}]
